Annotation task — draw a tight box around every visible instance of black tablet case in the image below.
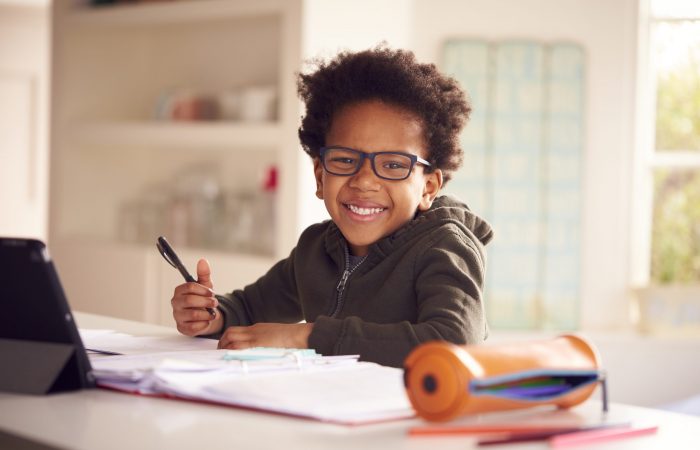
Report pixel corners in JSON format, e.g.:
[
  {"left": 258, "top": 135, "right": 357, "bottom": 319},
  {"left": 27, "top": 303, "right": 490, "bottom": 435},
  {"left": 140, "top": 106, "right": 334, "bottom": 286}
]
[{"left": 0, "top": 238, "right": 95, "bottom": 394}]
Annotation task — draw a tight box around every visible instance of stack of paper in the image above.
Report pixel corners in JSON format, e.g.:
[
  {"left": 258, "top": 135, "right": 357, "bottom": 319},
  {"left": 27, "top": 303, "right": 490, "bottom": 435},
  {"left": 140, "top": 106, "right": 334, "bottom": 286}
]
[
  {"left": 89, "top": 347, "right": 415, "bottom": 425},
  {"left": 79, "top": 329, "right": 217, "bottom": 355}
]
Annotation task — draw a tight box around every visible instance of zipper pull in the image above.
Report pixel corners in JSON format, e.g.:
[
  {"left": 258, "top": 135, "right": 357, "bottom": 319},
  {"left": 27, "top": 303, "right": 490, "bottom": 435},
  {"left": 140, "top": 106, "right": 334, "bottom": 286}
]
[{"left": 336, "top": 270, "right": 350, "bottom": 292}]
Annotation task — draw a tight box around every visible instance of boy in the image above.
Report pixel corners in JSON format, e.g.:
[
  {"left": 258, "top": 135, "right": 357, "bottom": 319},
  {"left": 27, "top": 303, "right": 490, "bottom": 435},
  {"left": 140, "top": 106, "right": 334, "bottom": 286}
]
[{"left": 171, "top": 46, "right": 493, "bottom": 367}]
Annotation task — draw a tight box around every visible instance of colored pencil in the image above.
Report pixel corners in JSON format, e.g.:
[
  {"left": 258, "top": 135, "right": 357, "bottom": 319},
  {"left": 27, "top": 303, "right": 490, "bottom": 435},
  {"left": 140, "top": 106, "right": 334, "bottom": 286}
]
[
  {"left": 549, "top": 424, "right": 658, "bottom": 448},
  {"left": 408, "top": 422, "right": 626, "bottom": 437}
]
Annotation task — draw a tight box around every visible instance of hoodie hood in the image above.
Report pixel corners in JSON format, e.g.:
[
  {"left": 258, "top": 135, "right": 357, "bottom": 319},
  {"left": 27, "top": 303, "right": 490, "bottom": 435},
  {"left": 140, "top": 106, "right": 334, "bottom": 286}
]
[
  {"left": 380, "top": 194, "right": 494, "bottom": 249},
  {"left": 416, "top": 195, "right": 494, "bottom": 246}
]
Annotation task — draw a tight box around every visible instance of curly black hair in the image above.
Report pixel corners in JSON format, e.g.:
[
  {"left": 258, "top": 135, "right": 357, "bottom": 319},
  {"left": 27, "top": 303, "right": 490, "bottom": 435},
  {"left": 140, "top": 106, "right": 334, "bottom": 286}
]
[{"left": 297, "top": 45, "right": 471, "bottom": 183}]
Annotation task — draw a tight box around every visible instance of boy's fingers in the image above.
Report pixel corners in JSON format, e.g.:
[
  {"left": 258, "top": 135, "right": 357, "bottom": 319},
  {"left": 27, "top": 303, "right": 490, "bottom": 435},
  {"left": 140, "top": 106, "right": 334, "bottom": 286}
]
[
  {"left": 196, "top": 258, "right": 214, "bottom": 289},
  {"left": 189, "top": 322, "right": 209, "bottom": 334},
  {"left": 179, "top": 321, "right": 209, "bottom": 336},
  {"left": 174, "top": 307, "right": 212, "bottom": 325},
  {"left": 174, "top": 282, "right": 213, "bottom": 297},
  {"left": 218, "top": 327, "right": 252, "bottom": 349},
  {"left": 218, "top": 337, "right": 253, "bottom": 350},
  {"left": 184, "top": 309, "right": 216, "bottom": 322},
  {"left": 182, "top": 294, "right": 217, "bottom": 309}
]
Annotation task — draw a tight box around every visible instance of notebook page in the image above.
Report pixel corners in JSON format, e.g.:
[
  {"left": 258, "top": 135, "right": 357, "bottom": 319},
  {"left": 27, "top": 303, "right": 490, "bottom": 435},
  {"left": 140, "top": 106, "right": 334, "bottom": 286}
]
[
  {"left": 80, "top": 328, "right": 217, "bottom": 354},
  {"left": 202, "top": 362, "right": 415, "bottom": 424}
]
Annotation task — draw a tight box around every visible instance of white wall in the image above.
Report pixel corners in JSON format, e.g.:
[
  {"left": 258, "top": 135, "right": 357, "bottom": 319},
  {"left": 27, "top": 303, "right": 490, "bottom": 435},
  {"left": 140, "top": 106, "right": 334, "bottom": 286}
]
[
  {"left": 490, "top": 330, "right": 700, "bottom": 407},
  {"left": 592, "top": 334, "right": 700, "bottom": 407},
  {"left": 0, "top": 2, "right": 50, "bottom": 241},
  {"left": 409, "top": 0, "right": 639, "bottom": 331}
]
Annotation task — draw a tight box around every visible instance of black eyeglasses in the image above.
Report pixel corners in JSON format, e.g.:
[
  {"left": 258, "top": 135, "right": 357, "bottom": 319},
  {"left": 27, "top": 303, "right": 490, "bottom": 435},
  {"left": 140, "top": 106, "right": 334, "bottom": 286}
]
[{"left": 319, "top": 146, "right": 431, "bottom": 181}]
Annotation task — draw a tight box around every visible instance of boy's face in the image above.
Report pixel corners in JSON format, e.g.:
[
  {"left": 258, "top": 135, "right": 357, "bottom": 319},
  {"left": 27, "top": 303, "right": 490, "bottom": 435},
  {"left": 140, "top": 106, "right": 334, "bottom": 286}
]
[{"left": 314, "top": 100, "right": 443, "bottom": 256}]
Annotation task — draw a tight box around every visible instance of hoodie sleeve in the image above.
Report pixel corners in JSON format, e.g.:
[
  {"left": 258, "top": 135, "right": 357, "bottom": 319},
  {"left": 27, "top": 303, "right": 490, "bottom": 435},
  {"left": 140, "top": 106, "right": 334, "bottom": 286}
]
[
  {"left": 203, "top": 248, "right": 303, "bottom": 339},
  {"left": 308, "top": 227, "right": 487, "bottom": 367}
]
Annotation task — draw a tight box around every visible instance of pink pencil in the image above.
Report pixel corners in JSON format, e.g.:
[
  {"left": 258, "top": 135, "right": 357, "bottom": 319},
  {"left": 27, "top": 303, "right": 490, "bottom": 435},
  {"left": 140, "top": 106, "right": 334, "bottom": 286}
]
[{"left": 549, "top": 424, "right": 659, "bottom": 448}]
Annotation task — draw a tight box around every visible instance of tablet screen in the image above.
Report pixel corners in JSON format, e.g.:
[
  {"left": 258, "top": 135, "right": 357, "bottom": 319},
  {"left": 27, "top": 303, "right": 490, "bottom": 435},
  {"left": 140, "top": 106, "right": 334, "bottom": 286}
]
[{"left": 0, "top": 238, "right": 94, "bottom": 392}]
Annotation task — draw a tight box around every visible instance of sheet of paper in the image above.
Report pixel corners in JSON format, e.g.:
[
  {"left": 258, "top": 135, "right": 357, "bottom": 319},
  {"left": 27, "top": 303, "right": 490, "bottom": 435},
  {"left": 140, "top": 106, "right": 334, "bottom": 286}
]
[
  {"left": 79, "top": 329, "right": 116, "bottom": 340},
  {"left": 202, "top": 363, "right": 415, "bottom": 424},
  {"left": 79, "top": 328, "right": 218, "bottom": 355},
  {"left": 90, "top": 349, "right": 231, "bottom": 381},
  {"left": 90, "top": 349, "right": 359, "bottom": 381}
]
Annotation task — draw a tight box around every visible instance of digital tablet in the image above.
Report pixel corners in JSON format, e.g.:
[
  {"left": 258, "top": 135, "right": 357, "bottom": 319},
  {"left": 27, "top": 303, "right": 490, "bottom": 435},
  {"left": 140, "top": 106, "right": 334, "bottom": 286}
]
[{"left": 0, "top": 237, "right": 94, "bottom": 394}]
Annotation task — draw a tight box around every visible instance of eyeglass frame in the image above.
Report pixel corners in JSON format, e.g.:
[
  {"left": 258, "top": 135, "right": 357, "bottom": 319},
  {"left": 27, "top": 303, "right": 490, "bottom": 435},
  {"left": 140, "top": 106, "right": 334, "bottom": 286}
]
[{"left": 318, "top": 146, "right": 432, "bottom": 181}]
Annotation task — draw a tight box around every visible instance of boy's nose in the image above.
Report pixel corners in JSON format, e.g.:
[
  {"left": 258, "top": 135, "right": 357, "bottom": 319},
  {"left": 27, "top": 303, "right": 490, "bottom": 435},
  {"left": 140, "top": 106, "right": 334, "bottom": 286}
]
[{"left": 349, "top": 158, "right": 381, "bottom": 190}]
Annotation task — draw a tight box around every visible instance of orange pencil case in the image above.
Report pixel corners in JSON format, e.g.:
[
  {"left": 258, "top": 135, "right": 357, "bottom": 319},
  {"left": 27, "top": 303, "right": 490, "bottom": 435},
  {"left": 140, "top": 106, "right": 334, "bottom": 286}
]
[{"left": 403, "top": 334, "right": 607, "bottom": 422}]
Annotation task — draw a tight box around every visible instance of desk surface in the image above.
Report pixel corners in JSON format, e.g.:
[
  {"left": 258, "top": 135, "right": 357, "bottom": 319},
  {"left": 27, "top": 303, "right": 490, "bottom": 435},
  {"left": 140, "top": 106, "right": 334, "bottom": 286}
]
[{"left": 1, "top": 312, "right": 699, "bottom": 450}]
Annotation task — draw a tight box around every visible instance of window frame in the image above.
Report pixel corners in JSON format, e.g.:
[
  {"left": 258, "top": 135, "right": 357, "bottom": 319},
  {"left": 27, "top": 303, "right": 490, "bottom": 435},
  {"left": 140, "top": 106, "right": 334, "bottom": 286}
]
[{"left": 631, "top": 0, "right": 700, "bottom": 287}]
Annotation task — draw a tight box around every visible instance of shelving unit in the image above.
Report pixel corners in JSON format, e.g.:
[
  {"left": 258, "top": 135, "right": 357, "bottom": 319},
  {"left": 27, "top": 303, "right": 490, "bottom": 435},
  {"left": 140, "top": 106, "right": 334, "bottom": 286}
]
[{"left": 49, "top": 0, "right": 309, "bottom": 324}]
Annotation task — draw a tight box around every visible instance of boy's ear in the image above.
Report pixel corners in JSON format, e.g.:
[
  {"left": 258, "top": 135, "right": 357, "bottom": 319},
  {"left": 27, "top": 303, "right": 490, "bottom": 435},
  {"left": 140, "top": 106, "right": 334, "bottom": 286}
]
[
  {"left": 313, "top": 158, "right": 324, "bottom": 199},
  {"left": 418, "top": 169, "right": 443, "bottom": 211}
]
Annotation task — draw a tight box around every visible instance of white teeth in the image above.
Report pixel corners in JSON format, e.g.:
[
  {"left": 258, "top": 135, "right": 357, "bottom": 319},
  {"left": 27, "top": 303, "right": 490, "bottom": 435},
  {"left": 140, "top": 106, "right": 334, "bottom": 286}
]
[{"left": 347, "top": 204, "right": 385, "bottom": 215}]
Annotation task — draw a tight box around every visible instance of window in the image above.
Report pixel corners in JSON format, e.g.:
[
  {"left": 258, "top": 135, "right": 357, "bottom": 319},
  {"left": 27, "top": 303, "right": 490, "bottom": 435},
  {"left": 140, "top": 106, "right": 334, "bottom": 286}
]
[
  {"left": 443, "top": 40, "right": 585, "bottom": 330},
  {"left": 644, "top": 0, "right": 700, "bottom": 285}
]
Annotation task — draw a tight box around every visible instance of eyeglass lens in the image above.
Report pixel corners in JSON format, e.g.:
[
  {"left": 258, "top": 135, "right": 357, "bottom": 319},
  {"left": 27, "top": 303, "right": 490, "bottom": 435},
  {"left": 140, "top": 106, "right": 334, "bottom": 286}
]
[{"left": 323, "top": 148, "right": 413, "bottom": 180}]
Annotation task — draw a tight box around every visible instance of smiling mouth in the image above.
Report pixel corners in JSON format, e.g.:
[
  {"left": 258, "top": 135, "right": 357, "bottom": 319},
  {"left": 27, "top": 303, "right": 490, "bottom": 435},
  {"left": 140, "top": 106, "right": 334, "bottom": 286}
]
[{"left": 344, "top": 203, "right": 387, "bottom": 216}]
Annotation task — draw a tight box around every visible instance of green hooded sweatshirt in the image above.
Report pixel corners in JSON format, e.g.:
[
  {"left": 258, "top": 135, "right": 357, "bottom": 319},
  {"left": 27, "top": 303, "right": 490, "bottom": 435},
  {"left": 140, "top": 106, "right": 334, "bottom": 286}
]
[{"left": 209, "top": 195, "right": 493, "bottom": 367}]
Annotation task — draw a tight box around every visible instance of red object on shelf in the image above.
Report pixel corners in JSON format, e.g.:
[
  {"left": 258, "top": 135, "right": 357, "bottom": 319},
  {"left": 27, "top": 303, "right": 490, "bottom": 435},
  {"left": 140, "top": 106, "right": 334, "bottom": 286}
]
[{"left": 263, "top": 166, "right": 278, "bottom": 192}]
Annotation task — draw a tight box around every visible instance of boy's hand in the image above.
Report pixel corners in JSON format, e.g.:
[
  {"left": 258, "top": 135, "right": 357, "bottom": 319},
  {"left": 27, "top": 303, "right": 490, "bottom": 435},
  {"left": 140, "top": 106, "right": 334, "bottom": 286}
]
[
  {"left": 217, "top": 323, "right": 314, "bottom": 350},
  {"left": 171, "top": 258, "right": 222, "bottom": 337}
]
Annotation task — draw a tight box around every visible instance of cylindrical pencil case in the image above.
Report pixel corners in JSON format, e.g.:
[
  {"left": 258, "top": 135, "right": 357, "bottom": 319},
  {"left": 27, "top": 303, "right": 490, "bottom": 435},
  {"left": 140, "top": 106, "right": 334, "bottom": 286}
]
[{"left": 403, "top": 334, "right": 606, "bottom": 422}]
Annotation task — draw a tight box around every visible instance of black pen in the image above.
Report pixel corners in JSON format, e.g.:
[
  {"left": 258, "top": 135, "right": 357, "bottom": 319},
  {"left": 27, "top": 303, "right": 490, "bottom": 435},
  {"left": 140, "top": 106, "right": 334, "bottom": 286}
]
[{"left": 156, "top": 236, "right": 216, "bottom": 317}]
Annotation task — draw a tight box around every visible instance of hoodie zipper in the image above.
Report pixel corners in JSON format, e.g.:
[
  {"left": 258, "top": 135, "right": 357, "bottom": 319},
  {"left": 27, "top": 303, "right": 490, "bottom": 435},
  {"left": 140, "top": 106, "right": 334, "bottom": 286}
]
[{"left": 330, "top": 245, "right": 367, "bottom": 318}]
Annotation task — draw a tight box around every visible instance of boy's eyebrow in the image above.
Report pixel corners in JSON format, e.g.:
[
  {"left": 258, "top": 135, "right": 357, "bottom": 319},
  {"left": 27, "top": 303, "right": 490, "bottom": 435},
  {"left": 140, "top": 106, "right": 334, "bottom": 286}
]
[{"left": 323, "top": 145, "right": 419, "bottom": 155}]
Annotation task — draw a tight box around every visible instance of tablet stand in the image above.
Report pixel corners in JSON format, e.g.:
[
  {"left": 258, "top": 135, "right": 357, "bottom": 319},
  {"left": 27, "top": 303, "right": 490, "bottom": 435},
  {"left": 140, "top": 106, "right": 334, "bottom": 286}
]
[{"left": 0, "top": 338, "right": 94, "bottom": 394}]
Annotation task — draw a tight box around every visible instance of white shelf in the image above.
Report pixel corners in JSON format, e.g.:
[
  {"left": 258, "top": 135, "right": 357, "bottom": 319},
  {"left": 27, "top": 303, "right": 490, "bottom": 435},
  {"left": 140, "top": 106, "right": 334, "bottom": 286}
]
[
  {"left": 65, "top": 0, "right": 287, "bottom": 27},
  {"left": 69, "top": 120, "right": 282, "bottom": 150}
]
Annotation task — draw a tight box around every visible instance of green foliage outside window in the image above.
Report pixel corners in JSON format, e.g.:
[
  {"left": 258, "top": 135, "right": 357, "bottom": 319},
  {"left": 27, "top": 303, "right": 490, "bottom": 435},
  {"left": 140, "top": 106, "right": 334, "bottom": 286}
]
[
  {"left": 651, "top": 170, "right": 700, "bottom": 283},
  {"left": 654, "top": 44, "right": 700, "bottom": 152},
  {"left": 655, "top": 20, "right": 700, "bottom": 150},
  {"left": 651, "top": 20, "right": 700, "bottom": 284},
  {"left": 656, "top": 60, "right": 700, "bottom": 150}
]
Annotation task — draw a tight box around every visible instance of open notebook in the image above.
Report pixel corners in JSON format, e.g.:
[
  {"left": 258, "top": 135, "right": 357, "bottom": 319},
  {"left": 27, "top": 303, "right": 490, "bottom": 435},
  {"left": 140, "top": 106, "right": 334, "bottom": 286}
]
[{"left": 87, "top": 343, "right": 415, "bottom": 425}]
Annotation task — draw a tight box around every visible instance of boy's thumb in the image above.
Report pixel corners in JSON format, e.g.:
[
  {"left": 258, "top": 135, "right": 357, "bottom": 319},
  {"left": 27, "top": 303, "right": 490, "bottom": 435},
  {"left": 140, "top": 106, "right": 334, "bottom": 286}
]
[{"left": 196, "top": 258, "right": 214, "bottom": 289}]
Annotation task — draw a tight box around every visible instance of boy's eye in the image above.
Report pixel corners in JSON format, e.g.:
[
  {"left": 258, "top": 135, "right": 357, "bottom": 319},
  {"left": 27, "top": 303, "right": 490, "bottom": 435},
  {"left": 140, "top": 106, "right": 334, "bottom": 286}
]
[
  {"left": 379, "top": 156, "right": 411, "bottom": 171},
  {"left": 330, "top": 157, "right": 357, "bottom": 166},
  {"left": 383, "top": 161, "right": 409, "bottom": 170}
]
